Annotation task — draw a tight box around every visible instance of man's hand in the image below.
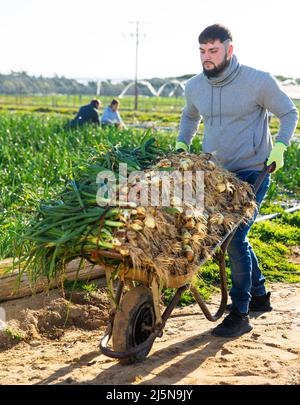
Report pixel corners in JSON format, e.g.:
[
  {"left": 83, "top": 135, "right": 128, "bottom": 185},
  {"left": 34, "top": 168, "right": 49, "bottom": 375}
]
[
  {"left": 175, "top": 141, "right": 189, "bottom": 153},
  {"left": 267, "top": 142, "right": 287, "bottom": 172}
]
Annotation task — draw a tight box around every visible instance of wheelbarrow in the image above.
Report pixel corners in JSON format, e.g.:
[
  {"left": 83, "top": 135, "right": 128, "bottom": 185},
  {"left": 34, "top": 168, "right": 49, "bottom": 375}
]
[{"left": 98, "top": 163, "right": 276, "bottom": 364}]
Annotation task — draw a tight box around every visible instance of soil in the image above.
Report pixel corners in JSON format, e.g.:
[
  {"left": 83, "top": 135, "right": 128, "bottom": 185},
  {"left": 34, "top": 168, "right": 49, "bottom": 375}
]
[{"left": 0, "top": 282, "right": 299, "bottom": 385}]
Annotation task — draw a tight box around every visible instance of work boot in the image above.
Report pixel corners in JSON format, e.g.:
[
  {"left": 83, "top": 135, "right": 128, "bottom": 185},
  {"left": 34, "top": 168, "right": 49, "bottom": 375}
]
[
  {"left": 212, "top": 309, "right": 253, "bottom": 338},
  {"left": 226, "top": 292, "right": 272, "bottom": 313},
  {"left": 249, "top": 292, "right": 272, "bottom": 312}
]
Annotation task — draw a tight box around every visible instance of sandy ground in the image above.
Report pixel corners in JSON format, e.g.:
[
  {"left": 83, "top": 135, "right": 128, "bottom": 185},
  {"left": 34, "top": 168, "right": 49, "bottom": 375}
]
[{"left": 0, "top": 281, "right": 299, "bottom": 385}]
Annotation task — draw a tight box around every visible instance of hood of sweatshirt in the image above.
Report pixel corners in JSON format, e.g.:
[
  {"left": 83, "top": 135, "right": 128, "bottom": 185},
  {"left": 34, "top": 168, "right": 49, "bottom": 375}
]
[
  {"left": 203, "top": 55, "right": 241, "bottom": 126},
  {"left": 204, "top": 54, "right": 241, "bottom": 87}
]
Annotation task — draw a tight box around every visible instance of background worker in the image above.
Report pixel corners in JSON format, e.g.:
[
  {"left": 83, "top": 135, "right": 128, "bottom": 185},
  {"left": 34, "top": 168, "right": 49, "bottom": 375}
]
[
  {"left": 101, "top": 99, "right": 126, "bottom": 129},
  {"left": 69, "top": 99, "right": 101, "bottom": 127},
  {"left": 176, "top": 24, "right": 298, "bottom": 338}
]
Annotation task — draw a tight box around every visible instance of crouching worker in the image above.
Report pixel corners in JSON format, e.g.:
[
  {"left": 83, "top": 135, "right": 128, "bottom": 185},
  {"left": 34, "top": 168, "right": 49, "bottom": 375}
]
[
  {"left": 101, "top": 99, "right": 126, "bottom": 129},
  {"left": 69, "top": 99, "right": 101, "bottom": 128},
  {"left": 176, "top": 24, "right": 298, "bottom": 338}
]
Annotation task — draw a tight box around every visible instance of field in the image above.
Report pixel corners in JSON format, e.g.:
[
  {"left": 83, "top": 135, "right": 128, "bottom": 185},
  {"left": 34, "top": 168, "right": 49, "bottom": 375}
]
[
  {"left": 0, "top": 95, "right": 185, "bottom": 124},
  {"left": 0, "top": 101, "right": 299, "bottom": 385},
  {"left": 0, "top": 106, "right": 299, "bottom": 303}
]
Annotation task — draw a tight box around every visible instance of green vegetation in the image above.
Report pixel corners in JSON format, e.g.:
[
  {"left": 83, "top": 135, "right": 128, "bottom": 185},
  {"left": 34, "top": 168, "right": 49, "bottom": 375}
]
[
  {"left": 12, "top": 137, "right": 167, "bottom": 284},
  {"left": 4, "top": 326, "right": 24, "bottom": 341},
  {"left": 0, "top": 95, "right": 185, "bottom": 116},
  {"left": 164, "top": 213, "right": 300, "bottom": 306},
  {"left": 0, "top": 112, "right": 176, "bottom": 259},
  {"left": 0, "top": 110, "right": 299, "bottom": 306},
  {"left": 250, "top": 220, "right": 300, "bottom": 245},
  {"left": 0, "top": 71, "right": 192, "bottom": 98},
  {"left": 63, "top": 279, "right": 99, "bottom": 293}
]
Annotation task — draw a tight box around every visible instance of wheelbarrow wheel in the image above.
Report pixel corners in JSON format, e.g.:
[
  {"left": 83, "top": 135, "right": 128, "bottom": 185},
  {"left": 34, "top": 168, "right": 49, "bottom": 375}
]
[{"left": 112, "top": 285, "right": 156, "bottom": 365}]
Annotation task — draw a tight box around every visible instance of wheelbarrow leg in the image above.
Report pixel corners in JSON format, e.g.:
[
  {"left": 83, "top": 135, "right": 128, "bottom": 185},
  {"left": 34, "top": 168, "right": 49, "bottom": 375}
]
[{"left": 101, "top": 280, "right": 124, "bottom": 343}]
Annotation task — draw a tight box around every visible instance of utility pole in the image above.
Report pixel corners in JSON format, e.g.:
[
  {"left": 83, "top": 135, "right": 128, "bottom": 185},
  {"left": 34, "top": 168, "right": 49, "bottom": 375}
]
[{"left": 129, "top": 21, "right": 147, "bottom": 111}]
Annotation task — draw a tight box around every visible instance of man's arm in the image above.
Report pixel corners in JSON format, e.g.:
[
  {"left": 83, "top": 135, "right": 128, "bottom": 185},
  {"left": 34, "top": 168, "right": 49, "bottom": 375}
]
[
  {"left": 92, "top": 109, "right": 100, "bottom": 125},
  {"left": 177, "top": 82, "right": 202, "bottom": 150},
  {"left": 115, "top": 111, "right": 122, "bottom": 123},
  {"left": 258, "top": 74, "right": 299, "bottom": 146},
  {"left": 116, "top": 111, "right": 126, "bottom": 128}
]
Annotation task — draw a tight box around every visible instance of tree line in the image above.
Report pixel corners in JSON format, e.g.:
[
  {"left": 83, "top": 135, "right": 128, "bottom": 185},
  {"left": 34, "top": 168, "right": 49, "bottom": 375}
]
[{"left": 0, "top": 71, "right": 298, "bottom": 96}]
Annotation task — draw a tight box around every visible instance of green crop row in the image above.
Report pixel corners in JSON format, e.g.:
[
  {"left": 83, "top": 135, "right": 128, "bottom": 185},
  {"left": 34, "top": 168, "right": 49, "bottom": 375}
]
[{"left": 0, "top": 111, "right": 299, "bottom": 308}]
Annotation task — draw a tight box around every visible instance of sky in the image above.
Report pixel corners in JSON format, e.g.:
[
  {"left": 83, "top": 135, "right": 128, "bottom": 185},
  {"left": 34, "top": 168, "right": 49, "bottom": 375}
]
[{"left": 1, "top": 0, "right": 300, "bottom": 81}]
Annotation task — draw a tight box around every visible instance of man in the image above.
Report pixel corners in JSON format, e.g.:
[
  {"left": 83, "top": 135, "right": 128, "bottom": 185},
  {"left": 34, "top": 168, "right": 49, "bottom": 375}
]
[
  {"left": 101, "top": 99, "right": 126, "bottom": 129},
  {"left": 176, "top": 24, "right": 298, "bottom": 338},
  {"left": 69, "top": 99, "right": 101, "bottom": 127}
]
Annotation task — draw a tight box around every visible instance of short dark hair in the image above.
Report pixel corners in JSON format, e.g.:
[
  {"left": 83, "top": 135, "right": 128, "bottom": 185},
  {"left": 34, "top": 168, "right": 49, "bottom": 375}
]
[
  {"left": 111, "top": 99, "right": 120, "bottom": 106},
  {"left": 198, "top": 24, "right": 232, "bottom": 44},
  {"left": 91, "top": 99, "right": 101, "bottom": 107}
]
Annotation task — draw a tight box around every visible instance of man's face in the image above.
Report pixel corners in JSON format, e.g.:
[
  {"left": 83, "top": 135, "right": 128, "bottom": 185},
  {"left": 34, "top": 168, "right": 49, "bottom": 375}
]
[
  {"left": 111, "top": 104, "right": 118, "bottom": 112},
  {"left": 199, "top": 39, "right": 232, "bottom": 77}
]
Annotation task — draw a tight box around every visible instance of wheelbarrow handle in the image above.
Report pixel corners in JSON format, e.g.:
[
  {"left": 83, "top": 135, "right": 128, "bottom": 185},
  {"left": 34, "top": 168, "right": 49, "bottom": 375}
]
[
  {"left": 266, "top": 161, "right": 277, "bottom": 173},
  {"left": 252, "top": 161, "right": 276, "bottom": 194}
]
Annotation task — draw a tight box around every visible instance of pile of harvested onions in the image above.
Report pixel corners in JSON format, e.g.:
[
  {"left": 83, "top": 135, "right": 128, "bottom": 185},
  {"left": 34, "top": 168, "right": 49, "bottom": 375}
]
[{"left": 15, "top": 146, "right": 256, "bottom": 286}]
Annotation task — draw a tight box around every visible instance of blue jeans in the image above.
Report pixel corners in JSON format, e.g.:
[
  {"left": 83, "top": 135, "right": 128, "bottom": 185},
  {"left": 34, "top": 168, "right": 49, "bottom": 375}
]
[{"left": 227, "top": 170, "right": 270, "bottom": 314}]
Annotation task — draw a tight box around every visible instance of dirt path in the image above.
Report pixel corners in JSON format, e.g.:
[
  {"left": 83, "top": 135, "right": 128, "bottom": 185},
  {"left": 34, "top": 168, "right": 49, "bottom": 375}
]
[{"left": 0, "top": 282, "right": 299, "bottom": 385}]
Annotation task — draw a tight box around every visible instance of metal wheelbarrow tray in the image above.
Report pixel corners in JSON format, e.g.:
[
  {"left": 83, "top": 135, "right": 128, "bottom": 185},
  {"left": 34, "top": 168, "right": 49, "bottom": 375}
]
[{"left": 98, "top": 163, "right": 275, "bottom": 364}]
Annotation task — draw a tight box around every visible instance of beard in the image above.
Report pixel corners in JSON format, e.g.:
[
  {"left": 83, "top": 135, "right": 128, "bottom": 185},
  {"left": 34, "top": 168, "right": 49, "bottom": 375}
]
[{"left": 203, "top": 54, "right": 230, "bottom": 78}]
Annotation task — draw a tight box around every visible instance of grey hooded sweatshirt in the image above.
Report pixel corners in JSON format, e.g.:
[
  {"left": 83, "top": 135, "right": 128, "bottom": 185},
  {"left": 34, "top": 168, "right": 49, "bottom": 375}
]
[{"left": 177, "top": 55, "right": 299, "bottom": 172}]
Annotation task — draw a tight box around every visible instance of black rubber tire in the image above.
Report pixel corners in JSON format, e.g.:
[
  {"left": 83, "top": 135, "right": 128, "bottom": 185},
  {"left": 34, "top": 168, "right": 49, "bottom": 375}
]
[{"left": 112, "top": 286, "right": 156, "bottom": 365}]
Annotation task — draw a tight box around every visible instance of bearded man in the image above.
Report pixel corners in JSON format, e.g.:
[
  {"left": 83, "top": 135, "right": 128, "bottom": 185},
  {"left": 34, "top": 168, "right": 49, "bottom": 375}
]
[{"left": 176, "top": 24, "right": 298, "bottom": 337}]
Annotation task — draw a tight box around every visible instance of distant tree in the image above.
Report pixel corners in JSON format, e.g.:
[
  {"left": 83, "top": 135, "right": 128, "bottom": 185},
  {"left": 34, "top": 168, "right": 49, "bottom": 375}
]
[{"left": 2, "top": 71, "right": 295, "bottom": 97}]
